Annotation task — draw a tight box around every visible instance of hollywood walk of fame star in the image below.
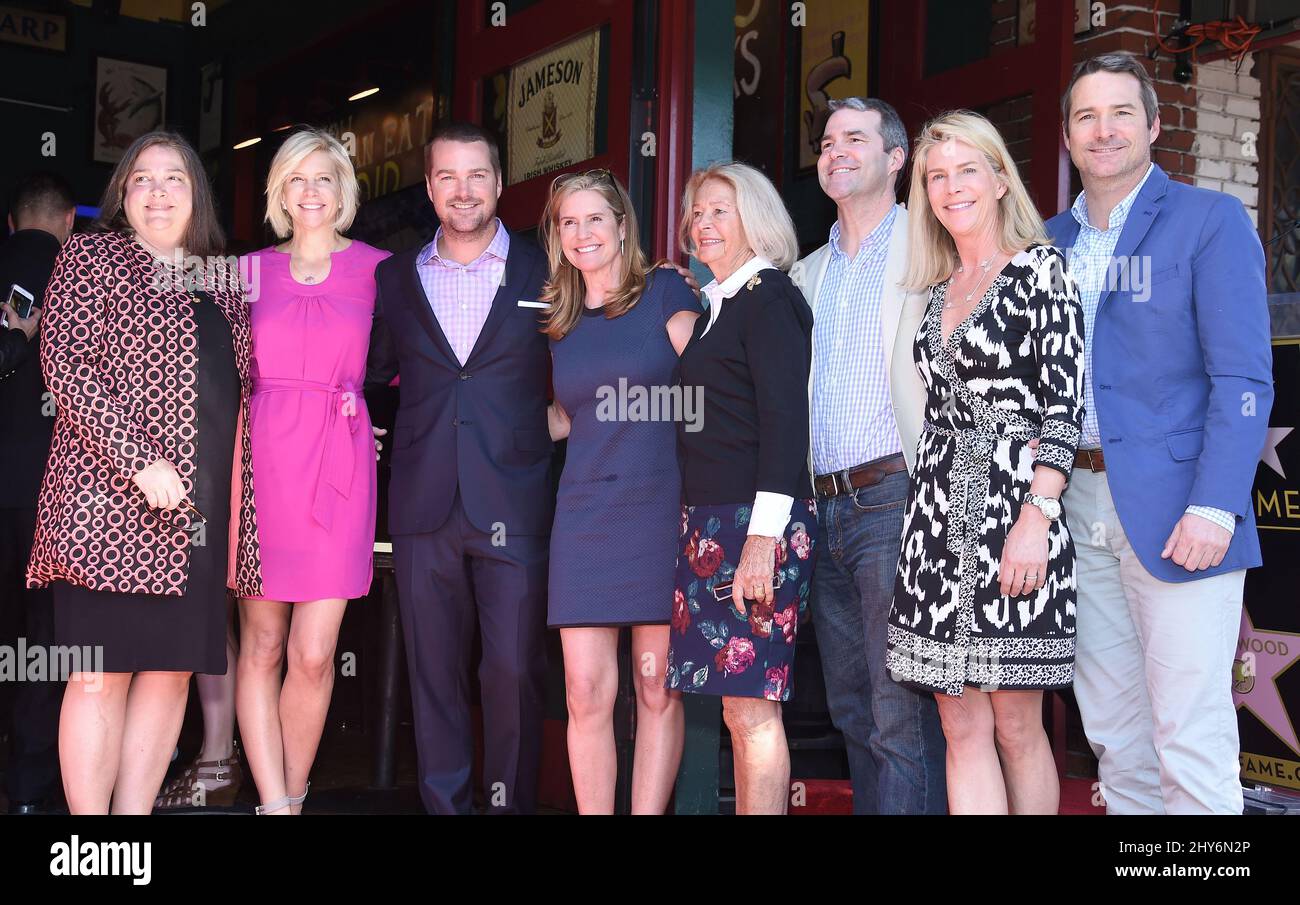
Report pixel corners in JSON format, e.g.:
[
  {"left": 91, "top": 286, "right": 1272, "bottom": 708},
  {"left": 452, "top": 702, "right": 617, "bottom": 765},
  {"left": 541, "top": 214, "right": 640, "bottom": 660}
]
[{"left": 1234, "top": 607, "right": 1300, "bottom": 757}]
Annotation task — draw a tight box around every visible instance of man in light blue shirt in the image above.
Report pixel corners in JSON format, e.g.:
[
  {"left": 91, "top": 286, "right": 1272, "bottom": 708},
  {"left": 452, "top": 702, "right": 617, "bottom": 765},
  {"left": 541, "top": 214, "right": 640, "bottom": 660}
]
[{"left": 791, "top": 98, "right": 946, "bottom": 814}]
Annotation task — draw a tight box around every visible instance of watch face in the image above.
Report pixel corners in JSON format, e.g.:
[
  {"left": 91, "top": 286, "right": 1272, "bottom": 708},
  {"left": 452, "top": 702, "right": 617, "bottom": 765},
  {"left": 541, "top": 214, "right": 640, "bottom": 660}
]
[{"left": 1040, "top": 498, "right": 1062, "bottom": 519}]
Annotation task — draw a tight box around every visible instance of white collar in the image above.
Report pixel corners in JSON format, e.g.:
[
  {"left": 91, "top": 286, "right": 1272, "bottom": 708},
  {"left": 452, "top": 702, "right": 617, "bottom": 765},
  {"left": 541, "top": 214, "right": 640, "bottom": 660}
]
[
  {"left": 699, "top": 257, "right": 774, "bottom": 335},
  {"left": 702, "top": 255, "right": 772, "bottom": 306}
]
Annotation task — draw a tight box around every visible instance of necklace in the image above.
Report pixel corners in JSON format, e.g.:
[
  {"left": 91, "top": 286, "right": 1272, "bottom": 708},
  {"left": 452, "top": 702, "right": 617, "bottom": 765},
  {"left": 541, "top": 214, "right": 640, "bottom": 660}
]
[{"left": 943, "top": 256, "right": 996, "bottom": 309}]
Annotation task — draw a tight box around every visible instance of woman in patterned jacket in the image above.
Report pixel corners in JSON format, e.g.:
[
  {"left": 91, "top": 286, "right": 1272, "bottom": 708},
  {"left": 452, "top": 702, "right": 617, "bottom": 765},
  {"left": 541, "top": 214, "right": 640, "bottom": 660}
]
[
  {"left": 27, "top": 131, "right": 262, "bottom": 813},
  {"left": 884, "top": 111, "right": 1085, "bottom": 815}
]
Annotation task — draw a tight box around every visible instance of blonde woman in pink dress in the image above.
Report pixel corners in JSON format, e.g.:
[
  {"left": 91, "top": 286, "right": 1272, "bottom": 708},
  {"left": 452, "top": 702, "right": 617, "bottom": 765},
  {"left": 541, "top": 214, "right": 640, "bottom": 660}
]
[{"left": 237, "top": 128, "right": 389, "bottom": 815}]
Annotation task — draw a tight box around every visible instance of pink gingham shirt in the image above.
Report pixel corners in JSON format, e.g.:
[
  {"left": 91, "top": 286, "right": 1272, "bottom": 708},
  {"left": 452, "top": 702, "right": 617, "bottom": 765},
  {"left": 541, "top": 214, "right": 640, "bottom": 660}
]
[{"left": 416, "top": 218, "right": 510, "bottom": 365}]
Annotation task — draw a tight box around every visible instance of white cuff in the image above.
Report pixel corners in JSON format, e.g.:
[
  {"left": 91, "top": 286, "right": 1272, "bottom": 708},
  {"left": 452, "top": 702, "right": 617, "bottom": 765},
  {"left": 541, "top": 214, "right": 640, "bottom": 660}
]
[
  {"left": 1185, "top": 505, "right": 1236, "bottom": 536},
  {"left": 748, "top": 491, "right": 793, "bottom": 537}
]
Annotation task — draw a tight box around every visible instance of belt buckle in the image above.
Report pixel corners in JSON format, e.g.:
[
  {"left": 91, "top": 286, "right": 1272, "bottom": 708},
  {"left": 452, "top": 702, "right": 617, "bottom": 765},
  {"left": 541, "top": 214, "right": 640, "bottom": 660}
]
[{"left": 838, "top": 468, "right": 854, "bottom": 496}]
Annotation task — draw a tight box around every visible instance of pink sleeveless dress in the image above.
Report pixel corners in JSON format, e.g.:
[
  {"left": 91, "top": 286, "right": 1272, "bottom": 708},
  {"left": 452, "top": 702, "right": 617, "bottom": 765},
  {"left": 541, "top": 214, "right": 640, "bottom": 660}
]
[{"left": 243, "top": 240, "right": 391, "bottom": 602}]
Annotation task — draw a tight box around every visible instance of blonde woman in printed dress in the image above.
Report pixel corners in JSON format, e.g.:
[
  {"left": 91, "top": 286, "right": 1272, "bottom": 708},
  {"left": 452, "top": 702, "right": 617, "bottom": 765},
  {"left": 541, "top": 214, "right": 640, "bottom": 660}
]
[{"left": 885, "top": 111, "right": 1085, "bottom": 815}]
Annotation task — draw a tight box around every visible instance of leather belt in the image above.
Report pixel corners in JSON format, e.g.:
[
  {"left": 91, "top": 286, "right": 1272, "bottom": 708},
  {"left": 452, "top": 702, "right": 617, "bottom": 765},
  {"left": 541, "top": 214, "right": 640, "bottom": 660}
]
[
  {"left": 814, "top": 454, "right": 907, "bottom": 498},
  {"left": 1074, "top": 447, "right": 1106, "bottom": 472}
]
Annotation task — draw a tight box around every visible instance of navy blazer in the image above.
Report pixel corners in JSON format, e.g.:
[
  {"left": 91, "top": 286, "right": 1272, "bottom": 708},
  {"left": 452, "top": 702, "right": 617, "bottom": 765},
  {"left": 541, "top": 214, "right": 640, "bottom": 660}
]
[
  {"left": 366, "top": 232, "right": 554, "bottom": 536},
  {"left": 1046, "top": 165, "right": 1272, "bottom": 582}
]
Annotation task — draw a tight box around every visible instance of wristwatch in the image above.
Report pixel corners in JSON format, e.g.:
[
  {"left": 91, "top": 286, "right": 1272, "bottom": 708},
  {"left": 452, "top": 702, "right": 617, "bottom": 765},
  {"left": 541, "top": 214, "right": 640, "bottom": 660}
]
[{"left": 1023, "top": 492, "right": 1062, "bottom": 521}]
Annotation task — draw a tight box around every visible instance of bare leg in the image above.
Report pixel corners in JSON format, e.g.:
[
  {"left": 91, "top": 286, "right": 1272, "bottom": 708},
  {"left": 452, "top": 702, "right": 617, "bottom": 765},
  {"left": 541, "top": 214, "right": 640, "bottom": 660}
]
[
  {"left": 280, "top": 598, "right": 347, "bottom": 814},
  {"left": 722, "top": 696, "right": 789, "bottom": 815},
  {"left": 59, "top": 672, "right": 130, "bottom": 814},
  {"left": 237, "top": 598, "right": 291, "bottom": 813},
  {"left": 990, "top": 689, "right": 1058, "bottom": 815},
  {"left": 559, "top": 627, "right": 620, "bottom": 814},
  {"left": 935, "top": 688, "right": 1007, "bottom": 814},
  {"left": 629, "top": 624, "right": 683, "bottom": 814},
  {"left": 196, "top": 602, "right": 238, "bottom": 762},
  {"left": 112, "top": 671, "right": 193, "bottom": 814}
]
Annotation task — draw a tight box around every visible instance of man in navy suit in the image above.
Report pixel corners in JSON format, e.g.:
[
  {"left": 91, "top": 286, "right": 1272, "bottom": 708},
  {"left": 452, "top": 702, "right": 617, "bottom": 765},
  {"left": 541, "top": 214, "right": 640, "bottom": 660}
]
[
  {"left": 366, "top": 122, "right": 553, "bottom": 814},
  {"left": 1047, "top": 53, "right": 1272, "bottom": 814}
]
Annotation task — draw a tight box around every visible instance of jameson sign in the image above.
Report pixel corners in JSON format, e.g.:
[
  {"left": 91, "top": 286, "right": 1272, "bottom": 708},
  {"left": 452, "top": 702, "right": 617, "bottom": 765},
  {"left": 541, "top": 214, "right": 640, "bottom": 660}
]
[{"left": 507, "top": 30, "right": 600, "bottom": 186}]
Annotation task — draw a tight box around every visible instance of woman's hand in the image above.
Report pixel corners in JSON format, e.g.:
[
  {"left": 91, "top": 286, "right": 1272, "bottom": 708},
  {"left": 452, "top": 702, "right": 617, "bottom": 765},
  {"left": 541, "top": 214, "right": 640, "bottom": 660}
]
[
  {"left": 657, "top": 260, "right": 701, "bottom": 295},
  {"left": 547, "top": 400, "right": 571, "bottom": 442},
  {"left": 999, "top": 506, "right": 1050, "bottom": 598},
  {"left": 133, "top": 459, "right": 185, "bottom": 510},
  {"left": 732, "top": 534, "right": 777, "bottom": 617},
  {"left": 372, "top": 425, "right": 387, "bottom": 461}
]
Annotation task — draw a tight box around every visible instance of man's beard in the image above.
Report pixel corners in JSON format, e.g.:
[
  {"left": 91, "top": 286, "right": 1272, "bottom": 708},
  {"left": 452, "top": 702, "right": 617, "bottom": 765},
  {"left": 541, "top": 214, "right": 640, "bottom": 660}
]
[{"left": 442, "top": 203, "right": 494, "bottom": 240}]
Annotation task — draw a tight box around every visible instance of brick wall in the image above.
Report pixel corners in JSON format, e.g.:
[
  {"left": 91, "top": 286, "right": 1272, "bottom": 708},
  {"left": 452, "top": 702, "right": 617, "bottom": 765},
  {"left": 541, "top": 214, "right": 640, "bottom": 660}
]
[
  {"left": 955, "top": 0, "right": 1284, "bottom": 225},
  {"left": 1192, "top": 55, "right": 1263, "bottom": 226},
  {"left": 1074, "top": 0, "right": 1199, "bottom": 185},
  {"left": 1069, "top": 0, "right": 1286, "bottom": 225}
]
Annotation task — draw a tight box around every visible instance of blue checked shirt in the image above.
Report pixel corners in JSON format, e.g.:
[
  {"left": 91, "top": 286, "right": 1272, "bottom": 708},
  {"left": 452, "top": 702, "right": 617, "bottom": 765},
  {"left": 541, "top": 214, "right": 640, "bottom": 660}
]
[
  {"left": 811, "top": 206, "right": 901, "bottom": 476},
  {"left": 1068, "top": 165, "right": 1234, "bottom": 535}
]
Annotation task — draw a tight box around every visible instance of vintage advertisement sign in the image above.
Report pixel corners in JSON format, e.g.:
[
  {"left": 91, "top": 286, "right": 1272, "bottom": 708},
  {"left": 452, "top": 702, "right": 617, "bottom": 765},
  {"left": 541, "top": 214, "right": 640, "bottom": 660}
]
[
  {"left": 507, "top": 30, "right": 600, "bottom": 186},
  {"left": 0, "top": 5, "right": 65, "bottom": 52},
  {"left": 324, "top": 88, "right": 435, "bottom": 203},
  {"left": 1239, "top": 337, "right": 1300, "bottom": 792},
  {"left": 797, "top": 1, "right": 869, "bottom": 171}
]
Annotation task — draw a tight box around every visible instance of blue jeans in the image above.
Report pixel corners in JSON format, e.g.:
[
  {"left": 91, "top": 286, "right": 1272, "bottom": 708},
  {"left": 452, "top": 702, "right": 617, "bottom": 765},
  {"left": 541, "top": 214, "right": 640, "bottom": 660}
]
[{"left": 811, "top": 469, "right": 947, "bottom": 814}]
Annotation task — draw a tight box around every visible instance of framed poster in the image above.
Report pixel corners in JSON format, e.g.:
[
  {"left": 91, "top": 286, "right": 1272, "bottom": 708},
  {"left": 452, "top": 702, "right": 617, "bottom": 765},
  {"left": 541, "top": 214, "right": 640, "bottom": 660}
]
[
  {"left": 506, "top": 29, "right": 601, "bottom": 186},
  {"left": 93, "top": 57, "right": 167, "bottom": 164},
  {"left": 797, "top": 1, "right": 869, "bottom": 170}
]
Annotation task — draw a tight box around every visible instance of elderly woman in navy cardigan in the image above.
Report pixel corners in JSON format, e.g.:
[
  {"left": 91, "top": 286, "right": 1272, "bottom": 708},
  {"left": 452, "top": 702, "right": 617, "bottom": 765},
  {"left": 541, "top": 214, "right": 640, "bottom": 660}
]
[{"left": 666, "top": 162, "right": 816, "bottom": 815}]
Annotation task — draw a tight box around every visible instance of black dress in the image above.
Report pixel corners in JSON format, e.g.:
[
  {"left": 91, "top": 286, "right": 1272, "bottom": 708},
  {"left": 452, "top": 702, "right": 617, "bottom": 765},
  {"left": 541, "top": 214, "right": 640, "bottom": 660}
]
[{"left": 52, "top": 291, "right": 239, "bottom": 674}]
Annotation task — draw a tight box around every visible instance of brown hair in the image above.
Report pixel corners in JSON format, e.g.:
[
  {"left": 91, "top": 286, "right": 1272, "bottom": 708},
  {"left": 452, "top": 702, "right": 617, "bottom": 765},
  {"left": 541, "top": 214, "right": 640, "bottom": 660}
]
[
  {"left": 424, "top": 120, "right": 502, "bottom": 179},
  {"left": 540, "top": 170, "right": 648, "bottom": 341},
  {"left": 1062, "top": 52, "right": 1159, "bottom": 132},
  {"left": 95, "top": 130, "right": 225, "bottom": 258}
]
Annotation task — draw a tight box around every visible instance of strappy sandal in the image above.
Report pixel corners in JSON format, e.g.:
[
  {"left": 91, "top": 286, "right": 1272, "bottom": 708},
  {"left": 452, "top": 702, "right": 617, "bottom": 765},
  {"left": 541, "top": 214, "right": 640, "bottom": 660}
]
[
  {"left": 154, "top": 743, "right": 244, "bottom": 809},
  {"left": 255, "top": 782, "right": 311, "bottom": 815}
]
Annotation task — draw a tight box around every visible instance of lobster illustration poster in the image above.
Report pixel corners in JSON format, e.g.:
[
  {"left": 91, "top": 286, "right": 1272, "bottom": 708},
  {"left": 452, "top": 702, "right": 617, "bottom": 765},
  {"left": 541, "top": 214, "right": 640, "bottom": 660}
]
[
  {"left": 798, "top": 2, "right": 869, "bottom": 171},
  {"left": 93, "top": 57, "right": 167, "bottom": 165}
]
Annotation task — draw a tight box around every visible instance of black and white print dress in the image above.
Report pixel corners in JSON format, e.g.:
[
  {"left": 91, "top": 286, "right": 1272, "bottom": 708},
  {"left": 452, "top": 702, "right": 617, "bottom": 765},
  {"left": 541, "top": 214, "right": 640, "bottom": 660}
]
[{"left": 886, "top": 244, "right": 1085, "bottom": 697}]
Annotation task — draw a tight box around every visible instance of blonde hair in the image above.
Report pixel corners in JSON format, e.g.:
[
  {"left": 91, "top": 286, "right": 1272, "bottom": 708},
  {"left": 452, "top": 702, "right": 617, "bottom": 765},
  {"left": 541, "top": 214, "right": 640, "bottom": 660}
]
[
  {"left": 540, "top": 171, "right": 649, "bottom": 341},
  {"left": 677, "top": 162, "right": 798, "bottom": 271},
  {"left": 264, "top": 128, "right": 360, "bottom": 239},
  {"left": 903, "top": 110, "right": 1049, "bottom": 290}
]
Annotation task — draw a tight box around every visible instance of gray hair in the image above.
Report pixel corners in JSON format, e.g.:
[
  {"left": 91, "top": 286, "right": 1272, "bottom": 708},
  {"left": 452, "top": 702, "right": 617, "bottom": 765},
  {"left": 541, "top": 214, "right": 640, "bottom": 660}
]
[
  {"left": 1062, "top": 52, "right": 1158, "bottom": 130},
  {"left": 825, "top": 96, "right": 909, "bottom": 172}
]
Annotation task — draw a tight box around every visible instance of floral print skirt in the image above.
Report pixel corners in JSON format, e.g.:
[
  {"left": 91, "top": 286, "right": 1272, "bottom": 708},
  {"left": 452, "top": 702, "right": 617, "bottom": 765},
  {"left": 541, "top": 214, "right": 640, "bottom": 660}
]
[{"left": 665, "top": 499, "right": 816, "bottom": 701}]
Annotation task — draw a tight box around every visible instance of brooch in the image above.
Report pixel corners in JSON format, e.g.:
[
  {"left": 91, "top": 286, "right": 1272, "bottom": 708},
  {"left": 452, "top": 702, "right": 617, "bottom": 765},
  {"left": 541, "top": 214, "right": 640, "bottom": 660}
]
[{"left": 745, "top": 273, "right": 762, "bottom": 291}]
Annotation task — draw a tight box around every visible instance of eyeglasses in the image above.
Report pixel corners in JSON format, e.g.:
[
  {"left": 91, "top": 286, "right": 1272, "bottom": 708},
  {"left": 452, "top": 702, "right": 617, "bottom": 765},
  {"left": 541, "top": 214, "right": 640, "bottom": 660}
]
[
  {"left": 712, "top": 571, "right": 785, "bottom": 602},
  {"left": 550, "top": 168, "right": 614, "bottom": 191},
  {"left": 143, "top": 498, "right": 209, "bottom": 539}
]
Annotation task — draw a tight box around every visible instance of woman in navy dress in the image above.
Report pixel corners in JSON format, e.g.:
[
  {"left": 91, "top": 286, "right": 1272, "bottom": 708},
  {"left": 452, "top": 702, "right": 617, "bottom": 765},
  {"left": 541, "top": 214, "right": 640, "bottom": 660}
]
[{"left": 542, "top": 170, "right": 700, "bottom": 814}]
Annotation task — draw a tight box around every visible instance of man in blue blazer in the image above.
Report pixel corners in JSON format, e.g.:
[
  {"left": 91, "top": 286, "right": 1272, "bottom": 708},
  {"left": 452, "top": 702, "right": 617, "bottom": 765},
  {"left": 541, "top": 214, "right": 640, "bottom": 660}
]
[
  {"left": 1047, "top": 53, "right": 1272, "bottom": 814},
  {"left": 367, "top": 123, "right": 553, "bottom": 814}
]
